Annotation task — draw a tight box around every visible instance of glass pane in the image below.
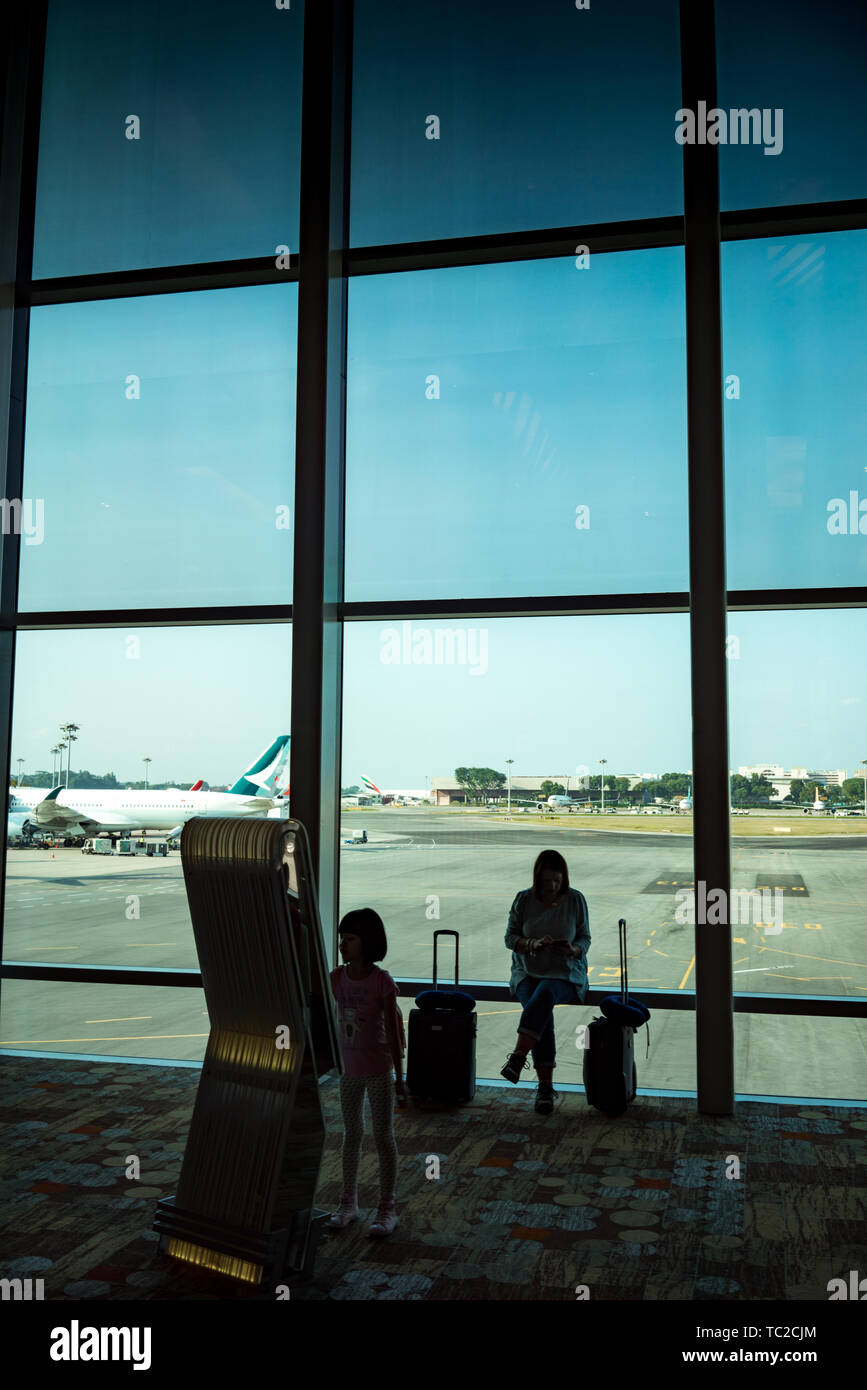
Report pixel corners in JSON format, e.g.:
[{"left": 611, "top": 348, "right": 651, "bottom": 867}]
[
  {"left": 734, "top": 1015, "right": 866, "bottom": 1102},
  {"left": 351, "top": 0, "right": 683, "bottom": 246},
  {"left": 20, "top": 286, "right": 296, "bottom": 611},
  {"left": 35, "top": 0, "right": 304, "bottom": 278},
  {"left": 5, "top": 624, "right": 291, "bottom": 970},
  {"left": 726, "top": 608, "right": 867, "bottom": 1005},
  {"left": 346, "top": 253, "right": 687, "bottom": 601},
  {"left": 0, "top": 979, "right": 208, "bottom": 1061},
  {"left": 395, "top": 996, "right": 696, "bottom": 1093},
  {"left": 340, "top": 616, "right": 695, "bottom": 1051},
  {"left": 722, "top": 231, "right": 867, "bottom": 591},
  {"left": 717, "top": 0, "right": 867, "bottom": 211}
]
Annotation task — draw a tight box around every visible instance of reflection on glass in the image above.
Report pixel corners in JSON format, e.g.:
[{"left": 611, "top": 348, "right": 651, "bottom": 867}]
[
  {"left": 21, "top": 287, "right": 296, "bottom": 611},
  {"left": 347, "top": 254, "right": 687, "bottom": 600}
]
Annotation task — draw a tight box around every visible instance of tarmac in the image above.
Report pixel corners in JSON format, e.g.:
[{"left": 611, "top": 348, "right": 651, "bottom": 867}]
[{"left": 3, "top": 808, "right": 865, "bottom": 1100}]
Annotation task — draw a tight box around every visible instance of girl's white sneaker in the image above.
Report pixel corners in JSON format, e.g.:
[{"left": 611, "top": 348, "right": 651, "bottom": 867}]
[
  {"left": 367, "top": 1201, "right": 398, "bottom": 1237},
  {"left": 328, "top": 1195, "right": 359, "bottom": 1229}
]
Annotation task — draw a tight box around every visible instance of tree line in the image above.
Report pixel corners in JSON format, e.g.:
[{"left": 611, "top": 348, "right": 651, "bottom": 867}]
[
  {"left": 14, "top": 769, "right": 198, "bottom": 791},
  {"left": 454, "top": 768, "right": 866, "bottom": 808}
]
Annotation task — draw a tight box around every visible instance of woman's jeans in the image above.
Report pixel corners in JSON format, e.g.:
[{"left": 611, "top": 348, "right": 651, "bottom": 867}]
[{"left": 514, "top": 976, "right": 579, "bottom": 1069}]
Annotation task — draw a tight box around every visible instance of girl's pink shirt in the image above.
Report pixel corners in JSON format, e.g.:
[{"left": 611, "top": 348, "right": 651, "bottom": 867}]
[{"left": 329, "top": 963, "right": 405, "bottom": 1077}]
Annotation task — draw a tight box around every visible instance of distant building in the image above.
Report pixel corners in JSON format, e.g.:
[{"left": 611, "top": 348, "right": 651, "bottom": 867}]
[
  {"left": 737, "top": 765, "right": 849, "bottom": 801},
  {"left": 431, "top": 772, "right": 621, "bottom": 806}
]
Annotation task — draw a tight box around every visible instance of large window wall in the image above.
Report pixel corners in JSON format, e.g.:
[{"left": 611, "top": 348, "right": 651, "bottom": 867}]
[{"left": 2, "top": 0, "right": 866, "bottom": 1104}]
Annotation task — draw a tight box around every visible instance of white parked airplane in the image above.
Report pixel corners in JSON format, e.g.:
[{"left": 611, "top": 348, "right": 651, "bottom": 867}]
[
  {"left": 7, "top": 793, "right": 32, "bottom": 842},
  {"left": 9, "top": 735, "right": 290, "bottom": 839},
  {"left": 356, "top": 775, "right": 432, "bottom": 804}
]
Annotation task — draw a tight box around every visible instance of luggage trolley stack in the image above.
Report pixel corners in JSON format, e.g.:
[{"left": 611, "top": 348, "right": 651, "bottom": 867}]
[
  {"left": 407, "top": 930, "right": 477, "bottom": 1103},
  {"left": 583, "top": 917, "right": 651, "bottom": 1114}
]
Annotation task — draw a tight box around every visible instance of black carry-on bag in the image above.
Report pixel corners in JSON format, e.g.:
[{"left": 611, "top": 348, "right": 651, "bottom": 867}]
[
  {"left": 583, "top": 917, "right": 650, "bottom": 1114},
  {"left": 407, "top": 929, "right": 477, "bottom": 1103}
]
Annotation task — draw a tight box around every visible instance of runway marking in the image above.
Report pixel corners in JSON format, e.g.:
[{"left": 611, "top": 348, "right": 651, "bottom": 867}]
[
  {"left": 15, "top": 946, "right": 79, "bottom": 951},
  {"left": 679, "top": 955, "right": 696, "bottom": 989},
  {"left": 756, "top": 945, "right": 867, "bottom": 970},
  {"left": 0, "top": 1032, "right": 209, "bottom": 1046},
  {"left": 86, "top": 1016, "right": 153, "bottom": 1023},
  {"left": 734, "top": 964, "right": 795, "bottom": 974},
  {"left": 783, "top": 976, "right": 850, "bottom": 983}
]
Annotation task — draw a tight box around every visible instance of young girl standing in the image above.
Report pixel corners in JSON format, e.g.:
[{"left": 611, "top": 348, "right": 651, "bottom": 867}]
[{"left": 328, "top": 908, "right": 407, "bottom": 1236}]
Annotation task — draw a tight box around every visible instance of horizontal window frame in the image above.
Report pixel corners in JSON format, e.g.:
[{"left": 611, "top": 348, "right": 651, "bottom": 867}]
[
  {"left": 2, "top": 963, "right": 866, "bottom": 1020},
  {"left": 7, "top": 587, "right": 867, "bottom": 631},
  {"left": 18, "top": 197, "right": 867, "bottom": 310}
]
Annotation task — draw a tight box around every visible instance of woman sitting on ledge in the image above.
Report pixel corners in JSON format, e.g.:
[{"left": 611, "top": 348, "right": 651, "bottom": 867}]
[{"left": 502, "top": 849, "right": 590, "bottom": 1114}]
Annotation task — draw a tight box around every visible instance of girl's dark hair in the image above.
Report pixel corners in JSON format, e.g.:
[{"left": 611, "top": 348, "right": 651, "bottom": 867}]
[
  {"left": 532, "top": 849, "right": 570, "bottom": 901},
  {"left": 338, "top": 907, "right": 387, "bottom": 963}
]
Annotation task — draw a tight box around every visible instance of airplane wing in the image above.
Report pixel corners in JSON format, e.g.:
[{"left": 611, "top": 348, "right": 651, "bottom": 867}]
[{"left": 31, "top": 785, "right": 92, "bottom": 831}]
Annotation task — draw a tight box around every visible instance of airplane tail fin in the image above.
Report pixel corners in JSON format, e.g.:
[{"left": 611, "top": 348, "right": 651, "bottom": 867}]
[
  {"left": 229, "top": 736, "right": 291, "bottom": 798},
  {"left": 189, "top": 778, "right": 204, "bottom": 792}
]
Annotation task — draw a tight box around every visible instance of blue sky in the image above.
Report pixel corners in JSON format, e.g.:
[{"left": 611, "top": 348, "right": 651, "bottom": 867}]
[
  {"left": 10, "top": 609, "right": 867, "bottom": 787},
  {"left": 13, "top": 238, "right": 867, "bottom": 785},
  {"left": 19, "top": 231, "right": 867, "bottom": 615},
  {"left": 33, "top": 0, "right": 866, "bottom": 271},
  {"left": 11, "top": 0, "right": 867, "bottom": 786}
]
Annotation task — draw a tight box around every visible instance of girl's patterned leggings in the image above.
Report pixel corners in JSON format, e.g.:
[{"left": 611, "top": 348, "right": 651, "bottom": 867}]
[{"left": 339, "top": 1073, "right": 398, "bottom": 1202}]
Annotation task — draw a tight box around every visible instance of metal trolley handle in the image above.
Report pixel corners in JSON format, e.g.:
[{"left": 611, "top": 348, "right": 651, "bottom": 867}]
[{"left": 433, "top": 929, "right": 460, "bottom": 991}]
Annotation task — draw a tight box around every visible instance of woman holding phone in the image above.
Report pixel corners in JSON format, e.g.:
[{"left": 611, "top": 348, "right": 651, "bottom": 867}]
[{"left": 502, "top": 849, "right": 590, "bottom": 1113}]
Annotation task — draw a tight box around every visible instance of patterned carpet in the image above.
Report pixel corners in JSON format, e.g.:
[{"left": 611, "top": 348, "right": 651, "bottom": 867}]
[{"left": 1, "top": 1054, "right": 865, "bottom": 1301}]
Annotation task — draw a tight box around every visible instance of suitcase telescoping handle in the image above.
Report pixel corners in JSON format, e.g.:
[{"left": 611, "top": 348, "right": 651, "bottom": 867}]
[
  {"left": 433, "top": 929, "right": 460, "bottom": 992},
  {"left": 619, "top": 918, "right": 628, "bottom": 1002}
]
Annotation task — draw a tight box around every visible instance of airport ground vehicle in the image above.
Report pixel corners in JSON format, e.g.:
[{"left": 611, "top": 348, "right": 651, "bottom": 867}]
[
  {"left": 82, "top": 838, "right": 114, "bottom": 854},
  {"left": 118, "top": 838, "right": 169, "bottom": 856}
]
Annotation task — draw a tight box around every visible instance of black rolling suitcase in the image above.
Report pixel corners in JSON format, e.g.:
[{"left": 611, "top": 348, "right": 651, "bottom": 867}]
[
  {"left": 407, "top": 930, "right": 477, "bottom": 1103},
  {"left": 583, "top": 918, "right": 650, "bottom": 1114}
]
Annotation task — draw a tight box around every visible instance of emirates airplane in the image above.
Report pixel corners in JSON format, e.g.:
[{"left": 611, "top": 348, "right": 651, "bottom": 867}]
[{"left": 10, "top": 735, "right": 290, "bottom": 839}]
